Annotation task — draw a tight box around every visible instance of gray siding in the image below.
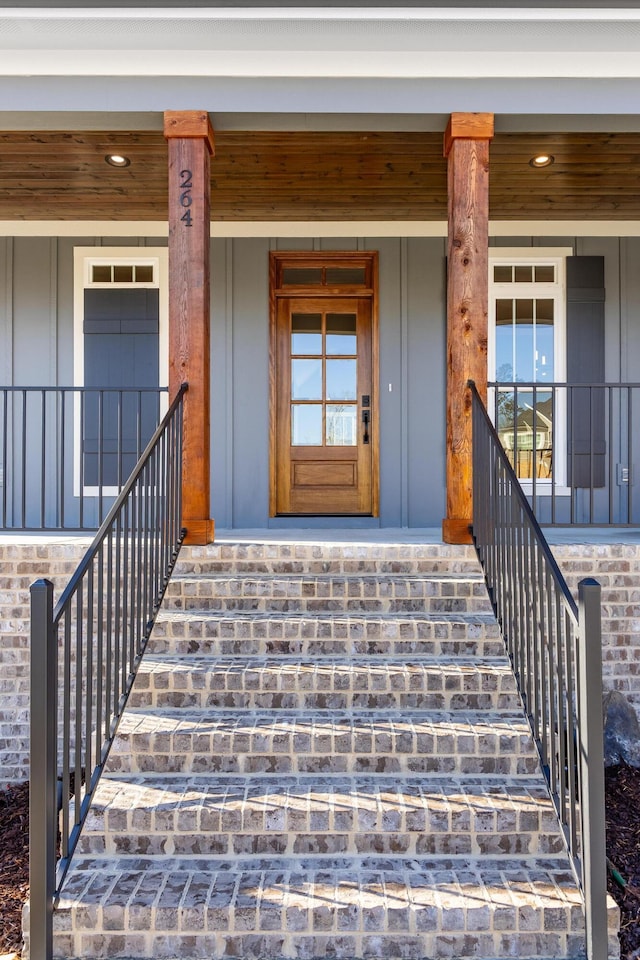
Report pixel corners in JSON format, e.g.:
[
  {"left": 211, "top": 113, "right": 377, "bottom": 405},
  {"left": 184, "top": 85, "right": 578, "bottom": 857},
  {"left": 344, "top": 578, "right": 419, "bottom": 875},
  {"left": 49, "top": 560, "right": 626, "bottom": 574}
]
[{"left": 2, "top": 233, "right": 639, "bottom": 529}]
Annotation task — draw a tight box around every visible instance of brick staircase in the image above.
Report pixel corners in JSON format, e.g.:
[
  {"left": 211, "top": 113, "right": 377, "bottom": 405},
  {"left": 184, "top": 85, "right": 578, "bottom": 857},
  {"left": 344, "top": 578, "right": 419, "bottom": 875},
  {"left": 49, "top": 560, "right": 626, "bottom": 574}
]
[{"left": 49, "top": 539, "right": 618, "bottom": 959}]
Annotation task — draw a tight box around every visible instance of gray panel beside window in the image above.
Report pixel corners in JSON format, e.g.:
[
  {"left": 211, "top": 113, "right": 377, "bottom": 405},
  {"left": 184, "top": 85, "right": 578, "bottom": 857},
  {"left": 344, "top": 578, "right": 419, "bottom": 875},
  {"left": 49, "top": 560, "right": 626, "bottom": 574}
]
[{"left": 566, "top": 256, "right": 606, "bottom": 488}]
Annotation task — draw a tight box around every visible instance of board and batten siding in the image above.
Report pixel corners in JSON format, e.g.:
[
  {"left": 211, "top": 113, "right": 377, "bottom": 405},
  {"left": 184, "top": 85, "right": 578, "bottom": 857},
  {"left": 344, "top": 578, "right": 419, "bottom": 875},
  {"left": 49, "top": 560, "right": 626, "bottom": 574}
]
[{"left": 0, "top": 233, "right": 638, "bottom": 528}]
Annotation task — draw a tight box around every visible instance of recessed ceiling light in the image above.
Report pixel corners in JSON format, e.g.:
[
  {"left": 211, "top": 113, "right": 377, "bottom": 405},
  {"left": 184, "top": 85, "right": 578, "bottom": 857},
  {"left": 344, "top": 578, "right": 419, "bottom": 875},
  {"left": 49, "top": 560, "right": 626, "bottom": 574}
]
[
  {"left": 529, "top": 154, "right": 555, "bottom": 168},
  {"left": 105, "top": 154, "right": 131, "bottom": 168}
]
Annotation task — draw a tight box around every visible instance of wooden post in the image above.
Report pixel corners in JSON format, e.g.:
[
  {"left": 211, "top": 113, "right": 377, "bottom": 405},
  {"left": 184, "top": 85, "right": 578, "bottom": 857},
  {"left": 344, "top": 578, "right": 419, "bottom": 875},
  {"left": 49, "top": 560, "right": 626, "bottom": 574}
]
[
  {"left": 164, "top": 110, "right": 215, "bottom": 545},
  {"left": 442, "top": 112, "right": 494, "bottom": 545}
]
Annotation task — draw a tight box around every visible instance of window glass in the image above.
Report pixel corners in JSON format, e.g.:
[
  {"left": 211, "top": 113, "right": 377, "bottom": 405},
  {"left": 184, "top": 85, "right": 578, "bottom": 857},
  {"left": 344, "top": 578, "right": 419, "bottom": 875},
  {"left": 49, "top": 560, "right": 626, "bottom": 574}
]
[
  {"left": 326, "top": 314, "right": 357, "bottom": 355},
  {"left": 292, "top": 405, "right": 322, "bottom": 445},
  {"left": 292, "top": 360, "right": 322, "bottom": 400},
  {"left": 326, "top": 405, "right": 357, "bottom": 446},
  {"left": 291, "top": 314, "right": 322, "bottom": 355},
  {"left": 326, "top": 360, "right": 357, "bottom": 401}
]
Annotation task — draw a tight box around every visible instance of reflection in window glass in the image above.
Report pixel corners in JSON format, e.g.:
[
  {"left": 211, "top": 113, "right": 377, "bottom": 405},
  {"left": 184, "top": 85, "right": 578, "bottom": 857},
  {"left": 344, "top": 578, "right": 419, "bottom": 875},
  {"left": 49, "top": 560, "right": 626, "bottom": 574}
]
[
  {"left": 326, "top": 314, "right": 357, "bottom": 354},
  {"left": 291, "top": 314, "right": 322, "bottom": 355},
  {"left": 326, "top": 360, "right": 357, "bottom": 401},
  {"left": 497, "top": 390, "right": 553, "bottom": 480},
  {"left": 495, "top": 298, "right": 555, "bottom": 385},
  {"left": 292, "top": 359, "right": 322, "bottom": 400},
  {"left": 326, "top": 405, "right": 357, "bottom": 446},
  {"left": 292, "top": 405, "right": 323, "bottom": 445}
]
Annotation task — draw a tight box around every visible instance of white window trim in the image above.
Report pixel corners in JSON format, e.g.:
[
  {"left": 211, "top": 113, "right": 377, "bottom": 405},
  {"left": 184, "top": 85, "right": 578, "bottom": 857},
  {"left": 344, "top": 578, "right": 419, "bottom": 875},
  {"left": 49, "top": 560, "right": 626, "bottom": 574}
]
[
  {"left": 73, "top": 247, "right": 168, "bottom": 497},
  {"left": 488, "top": 247, "right": 572, "bottom": 496}
]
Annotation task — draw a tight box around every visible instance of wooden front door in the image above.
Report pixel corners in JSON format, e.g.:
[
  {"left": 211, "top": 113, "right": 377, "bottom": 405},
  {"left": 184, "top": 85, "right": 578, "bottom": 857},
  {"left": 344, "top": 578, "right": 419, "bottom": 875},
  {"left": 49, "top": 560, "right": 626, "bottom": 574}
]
[{"left": 270, "top": 253, "right": 378, "bottom": 516}]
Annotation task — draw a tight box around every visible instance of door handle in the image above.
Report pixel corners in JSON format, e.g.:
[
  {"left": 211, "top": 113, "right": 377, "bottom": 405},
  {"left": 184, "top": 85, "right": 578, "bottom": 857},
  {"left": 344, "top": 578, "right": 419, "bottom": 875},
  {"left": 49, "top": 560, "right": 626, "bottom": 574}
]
[{"left": 362, "top": 409, "right": 370, "bottom": 444}]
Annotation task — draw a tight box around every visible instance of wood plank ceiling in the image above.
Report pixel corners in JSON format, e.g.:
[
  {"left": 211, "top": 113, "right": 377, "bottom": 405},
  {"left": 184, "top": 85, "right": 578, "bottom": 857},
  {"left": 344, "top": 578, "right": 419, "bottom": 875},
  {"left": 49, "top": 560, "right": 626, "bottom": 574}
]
[{"left": 1, "top": 130, "right": 640, "bottom": 221}]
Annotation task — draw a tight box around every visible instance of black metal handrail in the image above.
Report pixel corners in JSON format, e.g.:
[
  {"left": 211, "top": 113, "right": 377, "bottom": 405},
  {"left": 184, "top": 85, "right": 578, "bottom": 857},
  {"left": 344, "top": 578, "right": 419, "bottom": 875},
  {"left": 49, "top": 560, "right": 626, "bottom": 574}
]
[
  {"left": 471, "top": 381, "right": 608, "bottom": 960},
  {"left": 29, "top": 384, "right": 187, "bottom": 960},
  {"left": 489, "top": 380, "right": 640, "bottom": 525},
  {"left": 0, "top": 386, "right": 167, "bottom": 530}
]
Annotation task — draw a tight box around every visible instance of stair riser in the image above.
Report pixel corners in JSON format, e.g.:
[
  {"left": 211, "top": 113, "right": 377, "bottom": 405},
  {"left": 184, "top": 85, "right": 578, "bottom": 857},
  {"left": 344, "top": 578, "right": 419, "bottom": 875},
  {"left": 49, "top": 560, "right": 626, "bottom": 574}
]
[
  {"left": 52, "top": 930, "right": 591, "bottom": 960},
  {"left": 164, "top": 577, "right": 489, "bottom": 602},
  {"left": 106, "top": 726, "right": 539, "bottom": 776},
  {"left": 78, "top": 829, "right": 566, "bottom": 857},
  {"left": 129, "top": 659, "right": 519, "bottom": 713},
  {"left": 150, "top": 635, "right": 506, "bottom": 658}
]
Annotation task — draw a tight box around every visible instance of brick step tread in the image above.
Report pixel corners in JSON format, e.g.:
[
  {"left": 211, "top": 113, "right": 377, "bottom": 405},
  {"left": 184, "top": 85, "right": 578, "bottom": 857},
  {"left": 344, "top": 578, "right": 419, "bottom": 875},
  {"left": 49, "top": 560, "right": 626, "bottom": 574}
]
[
  {"left": 51, "top": 855, "right": 594, "bottom": 960},
  {"left": 165, "top": 572, "right": 486, "bottom": 591},
  {"left": 77, "top": 774, "right": 565, "bottom": 858},
  {"left": 153, "top": 609, "right": 500, "bottom": 632},
  {"left": 161, "top": 597, "right": 493, "bottom": 615},
  {"left": 129, "top": 656, "right": 520, "bottom": 712},
  {"left": 174, "top": 559, "right": 484, "bottom": 576},
  {"left": 105, "top": 711, "right": 539, "bottom": 776},
  {"left": 179, "top": 543, "right": 478, "bottom": 560}
]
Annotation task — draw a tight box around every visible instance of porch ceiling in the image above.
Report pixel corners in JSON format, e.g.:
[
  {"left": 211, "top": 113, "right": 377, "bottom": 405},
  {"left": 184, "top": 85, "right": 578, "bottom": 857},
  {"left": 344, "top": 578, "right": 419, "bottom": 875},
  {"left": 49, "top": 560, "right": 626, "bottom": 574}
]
[{"left": 2, "top": 129, "right": 640, "bottom": 221}]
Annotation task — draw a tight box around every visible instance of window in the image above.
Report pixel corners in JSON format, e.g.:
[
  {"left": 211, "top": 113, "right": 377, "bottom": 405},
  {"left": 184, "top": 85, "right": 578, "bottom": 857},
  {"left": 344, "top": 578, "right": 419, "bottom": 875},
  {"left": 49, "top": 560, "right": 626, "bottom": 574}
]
[
  {"left": 489, "top": 249, "right": 570, "bottom": 488},
  {"left": 73, "top": 248, "right": 168, "bottom": 494}
]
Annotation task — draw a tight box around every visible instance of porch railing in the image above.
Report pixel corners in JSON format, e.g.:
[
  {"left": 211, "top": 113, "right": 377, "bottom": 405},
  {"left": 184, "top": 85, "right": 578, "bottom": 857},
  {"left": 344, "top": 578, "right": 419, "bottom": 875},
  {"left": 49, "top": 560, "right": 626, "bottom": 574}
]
[
  {"left": 489, "top": 381, "right": 640, "bottom": 525},
  {"left": 0, "top": 386, "right": 167, "bottom": 531},
  {"left": 29, "top": 384, "right": 187, "bottom": 960},
  {"left": 471, "top": 382, "right": 609, "bottom": 960}
]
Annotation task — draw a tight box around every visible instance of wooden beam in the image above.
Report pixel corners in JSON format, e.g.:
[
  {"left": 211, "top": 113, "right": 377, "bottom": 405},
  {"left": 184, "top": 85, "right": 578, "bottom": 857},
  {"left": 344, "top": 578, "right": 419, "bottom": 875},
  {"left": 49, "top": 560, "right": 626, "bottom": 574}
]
[
  {"left": 164, "top": 110, "right": 215, "bottom": 545},
  {"left": 443, "top": 113, "right": 494, "bottom": 545}
]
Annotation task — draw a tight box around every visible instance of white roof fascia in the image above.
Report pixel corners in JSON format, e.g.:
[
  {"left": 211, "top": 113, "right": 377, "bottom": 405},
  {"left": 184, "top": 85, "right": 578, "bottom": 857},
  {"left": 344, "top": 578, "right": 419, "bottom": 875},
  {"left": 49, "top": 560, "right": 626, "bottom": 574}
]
[{"left": 3, "top": 7, "right": 640, "bottom": 78}]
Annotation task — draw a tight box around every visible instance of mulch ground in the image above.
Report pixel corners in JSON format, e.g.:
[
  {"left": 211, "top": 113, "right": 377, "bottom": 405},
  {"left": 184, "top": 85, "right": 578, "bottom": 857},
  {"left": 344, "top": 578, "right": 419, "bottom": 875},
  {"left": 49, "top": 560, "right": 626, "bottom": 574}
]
[{"left": 1, "top": 769, "right": 639, "bottom": 959}]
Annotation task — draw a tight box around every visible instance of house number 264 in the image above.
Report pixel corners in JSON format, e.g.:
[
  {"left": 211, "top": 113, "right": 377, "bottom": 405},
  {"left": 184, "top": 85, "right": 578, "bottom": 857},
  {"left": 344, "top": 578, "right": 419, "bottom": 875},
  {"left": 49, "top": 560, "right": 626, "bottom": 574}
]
[{"left": 179, "top": 170, "right": 193, "bottom": 227}]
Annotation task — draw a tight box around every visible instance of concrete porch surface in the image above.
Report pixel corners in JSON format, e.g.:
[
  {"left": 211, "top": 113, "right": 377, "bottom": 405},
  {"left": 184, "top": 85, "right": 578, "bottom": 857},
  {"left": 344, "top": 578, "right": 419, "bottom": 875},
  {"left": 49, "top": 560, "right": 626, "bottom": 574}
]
[{"left": 3, "top": 526, "right": 640, "bottom": 547}]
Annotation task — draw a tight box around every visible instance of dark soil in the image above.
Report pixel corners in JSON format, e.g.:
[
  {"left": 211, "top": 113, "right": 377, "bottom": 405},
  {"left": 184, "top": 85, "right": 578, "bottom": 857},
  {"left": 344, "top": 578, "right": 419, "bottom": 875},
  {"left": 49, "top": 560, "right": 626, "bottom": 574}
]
[
  {"left": 1, "top": 769, "right": 639, "bottom": 959},
  {"left": 606, "top": 765, "right": 640, "bottom": 960},
  {"left": 0, "top": 781, "right": 29, "bottom": 957}
]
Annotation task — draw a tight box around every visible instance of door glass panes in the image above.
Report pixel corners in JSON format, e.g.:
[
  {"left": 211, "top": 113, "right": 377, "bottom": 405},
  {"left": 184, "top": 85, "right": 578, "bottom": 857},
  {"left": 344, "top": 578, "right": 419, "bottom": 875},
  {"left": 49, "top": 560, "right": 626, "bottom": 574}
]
[
  {"left": 326, "top": 314, "right": 357, "bottom": 355},
  {"left": 291, "top": 314, "right": 322, "bottom": 354},
  {"left": 326, "top": 360, "right": 356, "bottom": 401},
  {"left": 326, "top": 405, "right": 357, "bottom": 446},
  {"left": 292, "top": 359, "right": 322, "bottom": 400},
  {"left": 292, "top": 405, "right": 323, "bottom": 445},
  {"left": 290, "top": 310, "right": 358, "bottom": 447}
]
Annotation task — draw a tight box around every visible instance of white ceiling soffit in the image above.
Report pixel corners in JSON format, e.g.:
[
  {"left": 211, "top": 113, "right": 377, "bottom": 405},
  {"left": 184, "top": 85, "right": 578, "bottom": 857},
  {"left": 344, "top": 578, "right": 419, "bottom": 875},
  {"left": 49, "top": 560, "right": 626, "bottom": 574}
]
[{"left": 3, "top": 7, "right": 640, "bottom": 78}]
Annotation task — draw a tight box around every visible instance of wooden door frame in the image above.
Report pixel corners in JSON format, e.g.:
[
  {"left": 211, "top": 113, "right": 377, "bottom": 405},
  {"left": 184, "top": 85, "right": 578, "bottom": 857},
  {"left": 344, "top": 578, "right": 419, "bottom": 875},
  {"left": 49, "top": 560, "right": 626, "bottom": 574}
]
[{"left": 269, "top": 250, "right": 379, "bottom": 517}]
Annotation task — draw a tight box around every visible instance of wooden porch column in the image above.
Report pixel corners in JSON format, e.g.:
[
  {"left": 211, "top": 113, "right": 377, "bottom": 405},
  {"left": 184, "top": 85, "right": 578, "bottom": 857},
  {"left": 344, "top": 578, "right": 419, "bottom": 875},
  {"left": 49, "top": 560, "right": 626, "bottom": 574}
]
[
  {"left": 164, "top": 110, "right": 215, "bottom": 545},
  {"left": 442, "top": 113, "right": 494, "bottom": 545}
]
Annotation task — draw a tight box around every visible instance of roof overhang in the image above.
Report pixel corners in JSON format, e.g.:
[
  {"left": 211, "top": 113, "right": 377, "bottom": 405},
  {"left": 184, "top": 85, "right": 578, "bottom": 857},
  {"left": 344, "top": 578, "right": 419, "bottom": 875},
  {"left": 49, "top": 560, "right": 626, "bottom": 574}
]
[{"left": 3, "top": 6, "right": 640, "bottom": 78}]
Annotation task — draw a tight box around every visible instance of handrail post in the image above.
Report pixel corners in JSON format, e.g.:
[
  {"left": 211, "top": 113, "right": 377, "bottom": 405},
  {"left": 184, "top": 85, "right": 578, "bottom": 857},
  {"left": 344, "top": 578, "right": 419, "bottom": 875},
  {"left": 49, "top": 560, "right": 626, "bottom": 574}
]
[
  {"left": 30, "top": 578, "right": 57, "bottom": 960},
  {"left": 578, "top": 578, "right": 608, "bottom": 960}
]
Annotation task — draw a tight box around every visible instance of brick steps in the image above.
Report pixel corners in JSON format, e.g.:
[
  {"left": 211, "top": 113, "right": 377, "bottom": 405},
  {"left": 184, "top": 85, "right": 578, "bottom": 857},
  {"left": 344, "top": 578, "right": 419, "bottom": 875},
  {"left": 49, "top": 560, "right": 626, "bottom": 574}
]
[
  {"left": 49, "top": 541, "right": 613, "bottom": 959},
  {"left": 51, "top": 855, "right": 591, "bottom": 960},
  {"left": 104, "top": 709, "right": 540, "bottom": 777},
  {"left": 76, "top": 774, "right": 566, "bottom": 858},
  {"left": 128, "top": 656, "right": 521, "bottom": 712},
  {"left": 151, "top": 610, "right": 503, "bottom": 658}
]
